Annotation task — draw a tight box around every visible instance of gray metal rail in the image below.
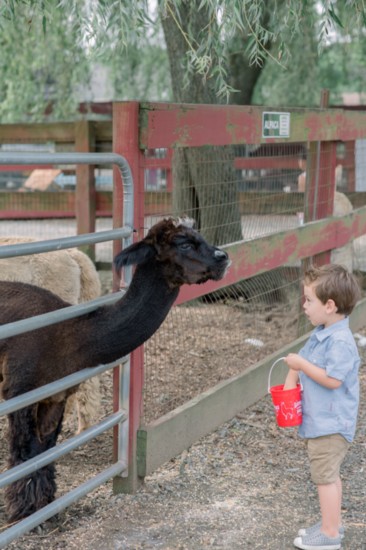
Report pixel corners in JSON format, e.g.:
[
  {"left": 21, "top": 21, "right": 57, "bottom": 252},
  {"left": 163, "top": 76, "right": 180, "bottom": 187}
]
[
  {"left": 0, "top": 286, "right": 123, "bottom": 340},
  {"left": 0, "top": 151, "right": 134, "bottom": 254},
  {"left": 0, "top": 462, "right": 126, "bottom": 549},
  {"left": 0, "top": 226, "right": 132, "bottom": 258},
  {"left": 0, "top": 357, "right": 127, "bottom": 417},
  {"left": 0, "top": 410, "right": 127, "bottom": 489},
  {"left": 0, "top": 152, "right": 134, "bottom": 547}
]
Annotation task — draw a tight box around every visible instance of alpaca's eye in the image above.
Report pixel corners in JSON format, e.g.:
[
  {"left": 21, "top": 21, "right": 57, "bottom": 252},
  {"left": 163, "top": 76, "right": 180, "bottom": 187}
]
[{"left": 179, "top": 242, "right": 194, "bottom": 251}]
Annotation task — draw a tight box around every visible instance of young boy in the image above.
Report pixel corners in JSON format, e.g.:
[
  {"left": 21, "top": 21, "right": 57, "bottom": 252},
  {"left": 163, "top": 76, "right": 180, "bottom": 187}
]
[{"left": 283, "top": 264, "right": 361, "bottom": 550}]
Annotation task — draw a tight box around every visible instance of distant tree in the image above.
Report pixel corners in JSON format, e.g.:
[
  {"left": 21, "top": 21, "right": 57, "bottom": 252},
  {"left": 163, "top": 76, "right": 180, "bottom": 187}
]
[
  {"left": 0, "top": 3, "right": 172, "bottom": 122},
  {"left": 1, "top": 0, "right": 365, "bottom": 117},
  {"left": 0, "top": 3, "right": 90, "bottom": 121},
  {"left": 252, "top": 2, "right": 321, "bottom": 107},
  {"left": 253, "top": 1, "right": 366, "bottom": 107}
]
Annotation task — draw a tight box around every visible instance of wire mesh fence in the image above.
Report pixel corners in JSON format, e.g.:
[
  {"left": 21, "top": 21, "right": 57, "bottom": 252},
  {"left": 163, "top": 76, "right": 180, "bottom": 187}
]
[
  {"left": 143, "top": 267, "right": 302, "bottom": 424},
  {"left": 139, "top": 137, "right": 366, "bottom": 424},
  {"left": 142, "top": 143, "right": 303, "bottom": 423},
  {"left": 2, "top": 131, "right": 366, "bottom": 426}
]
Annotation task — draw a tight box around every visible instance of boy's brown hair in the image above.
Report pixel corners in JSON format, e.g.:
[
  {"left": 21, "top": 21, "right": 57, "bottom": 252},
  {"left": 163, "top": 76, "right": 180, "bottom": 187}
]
[{"left": 304, "top": 264, "right": 361, "bottom": 315}]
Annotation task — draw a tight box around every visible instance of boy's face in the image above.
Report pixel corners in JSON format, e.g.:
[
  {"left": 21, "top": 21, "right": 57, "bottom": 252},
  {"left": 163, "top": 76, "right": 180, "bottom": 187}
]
[{"left": 303, "top": 283, "right": 332, "bottom": 327}]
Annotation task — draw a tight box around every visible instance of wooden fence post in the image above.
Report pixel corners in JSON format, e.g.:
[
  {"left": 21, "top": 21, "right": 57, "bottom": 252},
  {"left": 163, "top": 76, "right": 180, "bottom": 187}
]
[
  {"left": 305, "top": 90, "right": 337, "bottom": 267},
  {"left": 112, "top": 101, "right": 146, "bottom": 494},
  {"left": 75, "top": 120, "right": 96, "bottom": 259}
]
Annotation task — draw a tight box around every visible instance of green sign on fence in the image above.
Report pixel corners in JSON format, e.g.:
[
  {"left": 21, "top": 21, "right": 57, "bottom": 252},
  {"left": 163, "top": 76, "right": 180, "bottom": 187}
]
[{"left": 262, "top": 112, "right": 290, "bottom": 138}]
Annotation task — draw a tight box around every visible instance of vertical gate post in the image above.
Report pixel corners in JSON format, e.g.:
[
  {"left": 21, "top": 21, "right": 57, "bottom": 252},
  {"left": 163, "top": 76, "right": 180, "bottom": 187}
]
[
  {"left": 112, "top": 101, "right": 145, "bottom": 493},
  {"left": 305, "top": 90, "right": 336, "bottom": 266},
  {"left": 305, "top": 139, "right": 337, "bottom": 269},
  {"left": 75, "top": 120, "right": 96, "bottom": 259}
]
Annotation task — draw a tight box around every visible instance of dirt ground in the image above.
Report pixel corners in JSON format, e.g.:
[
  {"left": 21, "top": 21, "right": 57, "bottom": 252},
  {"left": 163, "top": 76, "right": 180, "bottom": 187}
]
[
  {"left": 0, "top": 274, "right": 365, "bottom": 549},
  {"left": 1, "top": 362, "right": 365, "bottom": 549}
]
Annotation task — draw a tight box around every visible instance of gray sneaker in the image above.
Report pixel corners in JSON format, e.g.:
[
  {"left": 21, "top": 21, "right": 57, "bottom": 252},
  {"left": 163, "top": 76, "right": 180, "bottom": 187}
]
[
  {"left": 298, "top": 521, "right": 345, "bottom": 539},
  {"left": 294, "top": 531, "right": 341, "bottom": 550}
]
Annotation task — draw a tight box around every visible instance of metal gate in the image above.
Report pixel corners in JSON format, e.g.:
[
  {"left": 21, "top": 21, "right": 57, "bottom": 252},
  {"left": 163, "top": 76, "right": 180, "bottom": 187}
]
[{"left": 0, "top": 152, "right": 134, "bottom": 548}]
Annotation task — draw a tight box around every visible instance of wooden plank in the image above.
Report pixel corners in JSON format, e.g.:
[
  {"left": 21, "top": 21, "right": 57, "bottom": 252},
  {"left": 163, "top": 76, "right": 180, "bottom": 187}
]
[
  {"left": 0, "top": 120, "right": 112, "bottom": 145},
  {"left": 137, "top": 343, "right": 301, "bottom": 476},
  {"left": 0, "top": 191, "right": 112, "bottom": 218},
  {"left": 176, "top": 206, "right": 366, "bottom": 304},
  {"left": 112, "top": 101, "right": 145, "bottom": 494},
  {"left": 305, "top": 140, "right": 337, "bottom": 265},
  {"left": 137, "top": 102, "right": 366, "bottom": 149},
  {"left": 75, "top": 120, "right": 96, "bottom": 259},
  {"left": 3, "top": 190, "right": 365, "bottom": 219},
  {"left": 0, "top": 191, "right": 74, "bottom": 214},
  {"left": 0, "top": 123, "right": 75, "bottom": 143},
  {"left": 143, "top": 190, "right": 363, "bottom": 215},
  {"left": 234, "top": 157, "right": 299, "bottom": 170},
  {"left": 143, "top": 191, "right": 304, "bottom": 216}
]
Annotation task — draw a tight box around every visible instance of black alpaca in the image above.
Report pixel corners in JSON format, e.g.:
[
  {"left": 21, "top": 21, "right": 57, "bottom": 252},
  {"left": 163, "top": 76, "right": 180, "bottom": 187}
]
[{"left": 0, "top": 217, "right": 230, "bottom": 522}]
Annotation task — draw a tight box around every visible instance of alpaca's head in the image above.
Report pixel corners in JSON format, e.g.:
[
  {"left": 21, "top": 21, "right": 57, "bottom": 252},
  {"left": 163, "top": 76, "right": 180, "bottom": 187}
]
[{"left": 114, "top": 217, "right": 230, "bottom": 288}]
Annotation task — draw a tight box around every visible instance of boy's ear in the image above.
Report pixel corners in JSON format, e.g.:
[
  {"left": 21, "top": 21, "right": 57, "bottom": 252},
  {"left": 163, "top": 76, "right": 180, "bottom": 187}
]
[{"left": 326, "top": 298, "right": 338, "bottom": 313}]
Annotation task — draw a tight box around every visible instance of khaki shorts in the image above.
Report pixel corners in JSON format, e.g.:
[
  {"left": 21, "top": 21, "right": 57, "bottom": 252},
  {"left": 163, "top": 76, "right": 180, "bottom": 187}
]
[{"left": 307, "top": 434, "right": 350, "bottom": 485}]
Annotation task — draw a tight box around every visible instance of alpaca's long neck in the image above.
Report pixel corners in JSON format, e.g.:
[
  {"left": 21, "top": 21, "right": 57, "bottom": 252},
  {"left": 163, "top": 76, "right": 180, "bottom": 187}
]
[{"left": 80, "top": 261, "right": 179, "bottom": 366}]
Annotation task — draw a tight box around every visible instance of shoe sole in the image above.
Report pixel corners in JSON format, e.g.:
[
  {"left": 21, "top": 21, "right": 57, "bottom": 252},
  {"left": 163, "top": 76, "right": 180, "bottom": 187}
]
[
  {"left": 298, "top": 528, "right": 344, "bottom": 539},
  {"left": 293, "top": 536, "right": 341, "bottom": 550}
]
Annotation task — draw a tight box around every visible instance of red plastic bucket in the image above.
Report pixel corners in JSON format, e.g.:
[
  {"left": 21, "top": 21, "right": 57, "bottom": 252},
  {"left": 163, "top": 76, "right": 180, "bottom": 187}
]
[{"left": 268, "top": 357, "right": 302, "bottom": 428}]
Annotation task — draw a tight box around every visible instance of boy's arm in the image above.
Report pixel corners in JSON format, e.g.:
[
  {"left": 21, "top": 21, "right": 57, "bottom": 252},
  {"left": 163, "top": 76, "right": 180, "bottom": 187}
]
[
  {"left": 284, "top": 353, "right": 342, "bottom": 389},
  {"left": 283, "top": 369, "right": 299, "bottom": 390}
]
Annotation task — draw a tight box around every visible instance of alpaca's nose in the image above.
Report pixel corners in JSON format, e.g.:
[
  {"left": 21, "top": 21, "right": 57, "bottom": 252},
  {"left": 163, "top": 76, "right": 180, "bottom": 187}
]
[{"left": 214, "top": 249, "right": 228, "bottom": 259}]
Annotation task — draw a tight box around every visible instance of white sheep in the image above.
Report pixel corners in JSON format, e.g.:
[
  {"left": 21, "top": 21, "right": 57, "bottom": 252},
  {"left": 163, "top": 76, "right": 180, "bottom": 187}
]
[
  {"left": 331, "top": 191, "right": 354, "bottom": 271},
  {"left": 0, "top": 237, "right": 102, "bottom": 434}
]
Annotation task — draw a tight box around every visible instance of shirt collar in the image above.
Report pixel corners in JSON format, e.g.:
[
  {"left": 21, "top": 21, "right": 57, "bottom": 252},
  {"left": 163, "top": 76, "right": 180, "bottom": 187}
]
[{"left": 312, "top": 317, "right": 349, "bottom": 342}]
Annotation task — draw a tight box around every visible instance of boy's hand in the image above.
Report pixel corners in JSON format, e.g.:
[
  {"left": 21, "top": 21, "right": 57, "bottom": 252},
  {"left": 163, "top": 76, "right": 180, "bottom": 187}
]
[
  {"left": 285, "top": 353, "right": 343, "bottom": 389},
  {"left": 284, "top": 353, "right": 304, "bottom": 371}
]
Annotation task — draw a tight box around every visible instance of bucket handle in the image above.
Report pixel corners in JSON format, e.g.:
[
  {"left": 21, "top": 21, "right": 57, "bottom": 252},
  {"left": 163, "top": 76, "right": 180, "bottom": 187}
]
[
  {"left": 268, "top": 356, "right": 303, "bottom": 393},
  {"left": 268, "top": 356, "right": 287, "bottom": 393}
]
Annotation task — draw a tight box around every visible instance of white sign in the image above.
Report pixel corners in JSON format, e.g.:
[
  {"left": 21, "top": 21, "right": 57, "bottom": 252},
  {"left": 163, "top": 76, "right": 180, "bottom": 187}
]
[{"left": 262, "top": 112, "right": 290, "bottom": 138}]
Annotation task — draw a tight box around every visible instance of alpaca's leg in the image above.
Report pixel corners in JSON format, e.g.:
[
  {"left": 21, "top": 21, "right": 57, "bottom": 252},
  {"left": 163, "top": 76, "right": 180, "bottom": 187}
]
[
  {"left": 75, "top": 377, "right": 101, "bottom": 434},
  {"left": 64, "top": 377, "right": 101, "bottom": 434},
  {"left": 5, "top": 400, "right": 65, "bottom": 522},
  {"left": 5, "top": 462, "right": 57, "bottom": 523}
]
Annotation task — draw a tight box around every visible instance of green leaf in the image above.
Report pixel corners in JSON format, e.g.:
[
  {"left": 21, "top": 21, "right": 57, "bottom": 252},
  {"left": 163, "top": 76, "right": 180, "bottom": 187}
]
[{"left": 328, "top": 6, "right": 344, "bottom": 29}]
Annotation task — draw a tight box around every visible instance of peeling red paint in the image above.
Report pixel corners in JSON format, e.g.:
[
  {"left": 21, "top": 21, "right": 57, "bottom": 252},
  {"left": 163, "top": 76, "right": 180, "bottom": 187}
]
[
  {"left": 123, "top": 100, "right": 366, "bottom": 305},
  {"left": 139, "top": 103, "right": 366, "bottom": 149},
  {"left": 304, "top": 110, "right": 366, "bottom": 142},
  {"left": 176, "top": 207, "right": 366, "bottom": 305}
]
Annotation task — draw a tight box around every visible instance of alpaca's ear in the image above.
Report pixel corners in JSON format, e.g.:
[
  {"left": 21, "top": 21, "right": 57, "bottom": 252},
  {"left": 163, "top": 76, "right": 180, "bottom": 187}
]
[{"left": 113, "top": 241, "right": 155, "bottom": 273}]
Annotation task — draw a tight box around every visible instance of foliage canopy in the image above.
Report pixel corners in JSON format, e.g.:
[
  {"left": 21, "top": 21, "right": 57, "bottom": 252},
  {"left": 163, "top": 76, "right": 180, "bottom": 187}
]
[{"left": 0, "top": 0, "right": 366, "bottom": 121}]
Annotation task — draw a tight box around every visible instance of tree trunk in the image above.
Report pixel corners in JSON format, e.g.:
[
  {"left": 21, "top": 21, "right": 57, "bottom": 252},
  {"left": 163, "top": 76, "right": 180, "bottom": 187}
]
[
  {"left": 228, "top": 36, "right": 266, "bottom": 105},
  {"left": 159, "top": 1, "right": 242, "bottom": 245}
]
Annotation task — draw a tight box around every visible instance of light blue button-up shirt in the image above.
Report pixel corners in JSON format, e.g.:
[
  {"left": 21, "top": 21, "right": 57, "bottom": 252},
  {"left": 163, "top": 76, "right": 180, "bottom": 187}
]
[{"left": 298, "top": 317, "right": 360, "bottom": 442}]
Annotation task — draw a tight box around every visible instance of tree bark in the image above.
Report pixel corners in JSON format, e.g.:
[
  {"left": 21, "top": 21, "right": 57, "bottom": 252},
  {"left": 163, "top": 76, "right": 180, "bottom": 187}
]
[
  {"left": 227, "top": 2, "right": 273, "bottom": 106},
  {"left": 228, "top": 36, "right": 266, "bottom": 105},
  {"left": 160, "top": 1, "right": 242, "bottom": 245}
]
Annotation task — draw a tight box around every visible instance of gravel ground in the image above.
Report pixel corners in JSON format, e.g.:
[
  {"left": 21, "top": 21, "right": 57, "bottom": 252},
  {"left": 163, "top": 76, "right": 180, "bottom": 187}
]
[
  {"left": 2, "top": 338, "right": 366, "bottom": 550},
  {"left": 0, "top": 262, "right": 365, "bottom": 549},
  {"left": 1, "top": 215, "right": 365, "bottom": 549}
]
